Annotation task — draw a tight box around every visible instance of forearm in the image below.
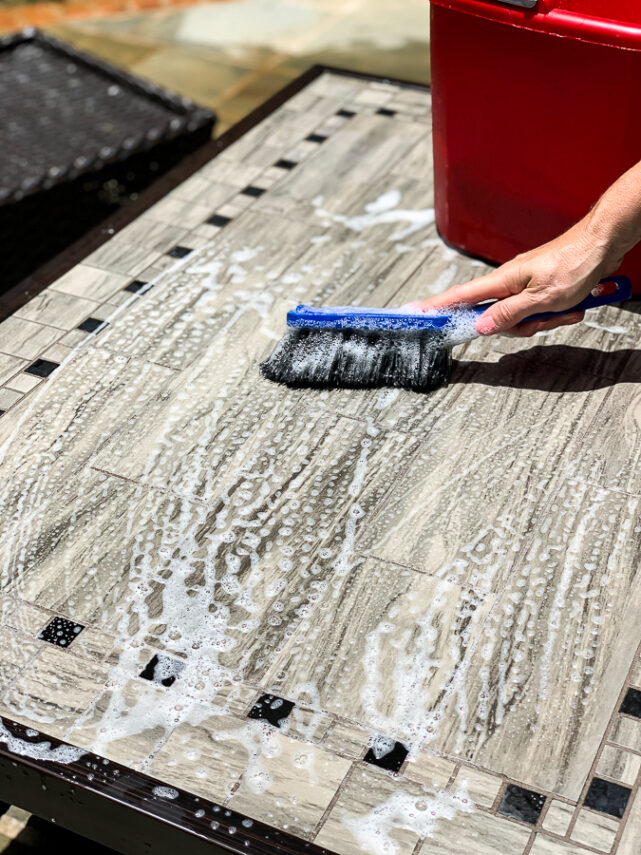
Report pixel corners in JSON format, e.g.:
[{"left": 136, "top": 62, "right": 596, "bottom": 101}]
[
  {"left": 585, "top": 159, "right": 641, "bottom": 269},
  {"left": 408, "top": 159, "right": 641, "bottom": 336}
]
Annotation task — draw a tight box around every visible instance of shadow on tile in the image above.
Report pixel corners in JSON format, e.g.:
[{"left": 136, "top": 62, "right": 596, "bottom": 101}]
[{"left": 454, "top": 347, "right": 641, "bottom": 392}]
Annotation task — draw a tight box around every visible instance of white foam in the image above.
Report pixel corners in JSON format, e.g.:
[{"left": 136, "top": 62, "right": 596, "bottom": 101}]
[
  {"left": 153, "top": 786, "right": 180, "bottom": 799},
  {"left": 316, "top": 190, "right": 435, "bottom": 242},
  {"left": 583, "top": 321, "right": 627, "bottom": 334},
  {"left": 365, "top": 190, "right": 401, "bottom": 214},
  {"left": 0, "top": 722, "right": 86, "bottom": 765},
  {"left": 341, "top": 785, "right": 473, "bottom": 855}
]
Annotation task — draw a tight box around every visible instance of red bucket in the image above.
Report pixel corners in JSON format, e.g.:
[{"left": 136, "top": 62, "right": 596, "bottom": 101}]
[{"left": 430, "top": 0, "right": 641, "bottom": 292}]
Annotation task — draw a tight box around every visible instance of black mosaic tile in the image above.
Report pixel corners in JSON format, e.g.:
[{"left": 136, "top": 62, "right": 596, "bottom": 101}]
[
  {"left": 139, "top": 653, "right": 185, "bottom": 688},
  {"left": 498, "top": 784, "right": 546, "bottom": 825},
  {"left": 584, "top": 777, "right": 631, "bottom": 819},
  {"left": 38, "top": 616, "right": 84, "bottom": 648},
  {"left": 305, "top": 133, "right": 327, "bottom": 143},
  {"left": 248, "top": 693, "right": 295, "bottom": 728},
  {"left": 620, "top": 687, "right": 641, "bottom": 718},
  {"left": 25, "top": 359, "right": 59, "bottom": 378},
  {"left": 167, "top": 245, "right": 193, "bottom": 259},
  {"left": 206, "top": 214, "right": 232, "bottom": 228},
  {"left": 240, "top": 185, "right": 266, "bottom": 198},
  {"left": 336, "top": 108, "right": 356, "bottom": 118},
  {"left": 77, "top": 317, "right": 107, "bottom": 334},
  {"left": 124, "top": 279, "right": 149, "bottom": 294},
  {"left": 274, "top": 159, "right": 297, "bottom": 170},
  {"left": 364, "top": 736, "right": 408, "bottom": 773},
  {"left": 376, "top": 107, "right": 397, "bottom": 117}
]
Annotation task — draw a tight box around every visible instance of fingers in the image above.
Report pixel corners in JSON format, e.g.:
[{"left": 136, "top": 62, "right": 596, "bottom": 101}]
[
  {"left": 475, "top": 289, "right": 545, "bottom": 335},
  {"left": 402, "top": 270, "right": 516, "bottom": 312},
  {"left": 506, "top": 311, "right": 585, "bottom": 338}
]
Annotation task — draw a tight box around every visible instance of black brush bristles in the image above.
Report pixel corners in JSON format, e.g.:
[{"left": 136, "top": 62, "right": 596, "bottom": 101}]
[{"left": 260, "top": 327, "right": 452, "bottom": 392}]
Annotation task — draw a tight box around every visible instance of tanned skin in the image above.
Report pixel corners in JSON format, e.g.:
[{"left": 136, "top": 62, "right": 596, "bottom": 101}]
[{"left": 406, "top": 160, "right": 641, "bottom": 338}]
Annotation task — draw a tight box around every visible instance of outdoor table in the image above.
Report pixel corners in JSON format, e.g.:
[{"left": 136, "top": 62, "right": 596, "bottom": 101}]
[{"left": 0, "top": 67, "right": 640, "bottom": 855}]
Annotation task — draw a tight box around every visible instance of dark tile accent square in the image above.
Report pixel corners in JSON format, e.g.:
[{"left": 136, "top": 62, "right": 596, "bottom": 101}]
[
  {"left": 274, "top": 159, "right": 297, "bottom": 170},
  {"left": 38, "top": 616, "right": 84, "bottom": 648},
  {"left": 124, "top": 279, "right": 149, "bottom": 294},
  {"left": 248, "top": 693, "right": 295, "bottom": 728},
  {"left": 620, "top": 687, "right": 641, "bottom": 718},
  {"left": 336, "top": 108, "right": 355, "bottom": 118},
  {"left": 167, "top": 245, "right": 193, "bottom": 259},
  {"left": 206, "top": 214, "right": 232, "bottom": 228},
  {"left": 376, "top": 107, "right": 397, "bottom": 117},
  {"left": 498, "top": 784, "right": 546, "bottom": 825},
  {"left": 139, "top": 653, "right": 185, "bottom": 688},
  {"left": 77, "top": 317, "right": 107, "bottom": 334},
  {"left": 25, "top": 359, "right": 59, "bottom": 378},
  {"left": 305, "top": 134, "right": 327, "bottom": 143},
  {"left": 240, "top": 185, "right": 266, "bottom": 198},
  {"left": 584, "top": 777, "right": 631, "bottom": 818},
  {"left": 364, "top": 736, "right": 408, "bottom": 773}
]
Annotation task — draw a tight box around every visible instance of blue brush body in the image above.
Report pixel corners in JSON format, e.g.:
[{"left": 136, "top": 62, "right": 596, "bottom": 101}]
[{"left": 287, "top": 276, "right": 632, "bottom": 335}]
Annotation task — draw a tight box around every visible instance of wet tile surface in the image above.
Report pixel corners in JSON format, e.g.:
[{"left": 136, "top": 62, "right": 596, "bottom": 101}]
[
  {"left": 542, "top": 800, "right": 575, "bottom": 836},
  {"left": 38, "top": 616, "right": 84, "bottom": 648},
  {"left": 584, "top": 778, "right": 631, "bottom": 819},
  {"left": 247, "top": 693, "right": 295, "bottom": 728},
  {"left": 499, "top": 784, "right": 546, "bottom": 825},
  {"left": 418, "top": 809, "right": 531, "bottom": 855},
  {"left": 571, "top": 808, "right": 619, "bottom": 852},
  {"left": 0, "top": 72, "right": 640, "bottom": 855}
]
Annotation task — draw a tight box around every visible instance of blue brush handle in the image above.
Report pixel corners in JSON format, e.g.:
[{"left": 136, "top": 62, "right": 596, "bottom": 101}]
[
  {"left": 470, "top": 276, "right": 632, "bottom": 321},
  {"left": 287, "top": 276, "right": 632, "bottom": 331}
]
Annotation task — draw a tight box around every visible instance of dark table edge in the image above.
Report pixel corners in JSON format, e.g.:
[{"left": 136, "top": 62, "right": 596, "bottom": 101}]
[
  {"left": 0, "top": 65, "right": 429, "bottom": 854},
  {"left": 0, "top": 716, "right": 333, "bottom": 855}
]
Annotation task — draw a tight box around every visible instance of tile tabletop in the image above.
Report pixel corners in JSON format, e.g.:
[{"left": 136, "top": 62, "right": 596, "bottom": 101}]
[{"left": 0, "top": 69, "right": 640, "bottom": 855}]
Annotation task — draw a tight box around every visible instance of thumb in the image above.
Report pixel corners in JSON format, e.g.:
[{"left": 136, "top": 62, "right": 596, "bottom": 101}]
[{"left": 476, "top": 290, "right": 538, "bottom": 335}]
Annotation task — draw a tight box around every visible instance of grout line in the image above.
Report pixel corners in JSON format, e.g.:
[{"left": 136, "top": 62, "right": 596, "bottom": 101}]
[
  {"left": 604, "top": 740, "right": 641, "bottom": 758},
  {"left": 312, "top": 761, "right": 356, "bottom": 839},
  {"left": 521, "top": 830, "right": 536, "bottom": 855},
  {"left": 490, "top": 780, "right": 506, "bottom": 813},
  {"left": 618, "top": 711, "right": 641, "bottom": 724}
]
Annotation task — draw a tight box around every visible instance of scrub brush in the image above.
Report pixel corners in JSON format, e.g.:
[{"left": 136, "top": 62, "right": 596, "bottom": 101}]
[{"left": 260, "top": 276, "right": 631, "bottom": 393}]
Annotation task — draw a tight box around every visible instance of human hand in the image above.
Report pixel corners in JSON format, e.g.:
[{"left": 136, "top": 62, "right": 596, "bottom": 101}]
[{"left": 404, "top": 219, "right": 621, "bottom": 337}]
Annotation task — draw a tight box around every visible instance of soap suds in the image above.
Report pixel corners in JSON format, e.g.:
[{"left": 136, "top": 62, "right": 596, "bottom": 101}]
[
  {"left": 341, "top": 785, "right": 473, "bottom": 855},
  {"left": 583, "top": 320, "right": 627, "bottom": 334},
  {"left": 316, "top": 190, "right": 435, "bottom": 241}
]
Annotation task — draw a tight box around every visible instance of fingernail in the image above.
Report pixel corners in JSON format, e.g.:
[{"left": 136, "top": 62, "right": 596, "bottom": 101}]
[
  {"left": 402, "top": 301, "right": 424, "bottom": 312},
  {"left": 476, "top": 315, "right": 497, "bottom": 336}
]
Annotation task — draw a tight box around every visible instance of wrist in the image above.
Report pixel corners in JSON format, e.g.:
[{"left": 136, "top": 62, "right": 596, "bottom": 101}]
[{"left": 581, "top": 206, "right": 626, "bottom": 272}]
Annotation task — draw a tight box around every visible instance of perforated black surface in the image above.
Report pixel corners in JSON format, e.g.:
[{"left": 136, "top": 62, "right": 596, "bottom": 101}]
[
  {"left": 0, "top": 28, "right": 215, "bottom": 291},
  {"left": 0, "top": 29, "right": 215, "bottom": 204}
]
